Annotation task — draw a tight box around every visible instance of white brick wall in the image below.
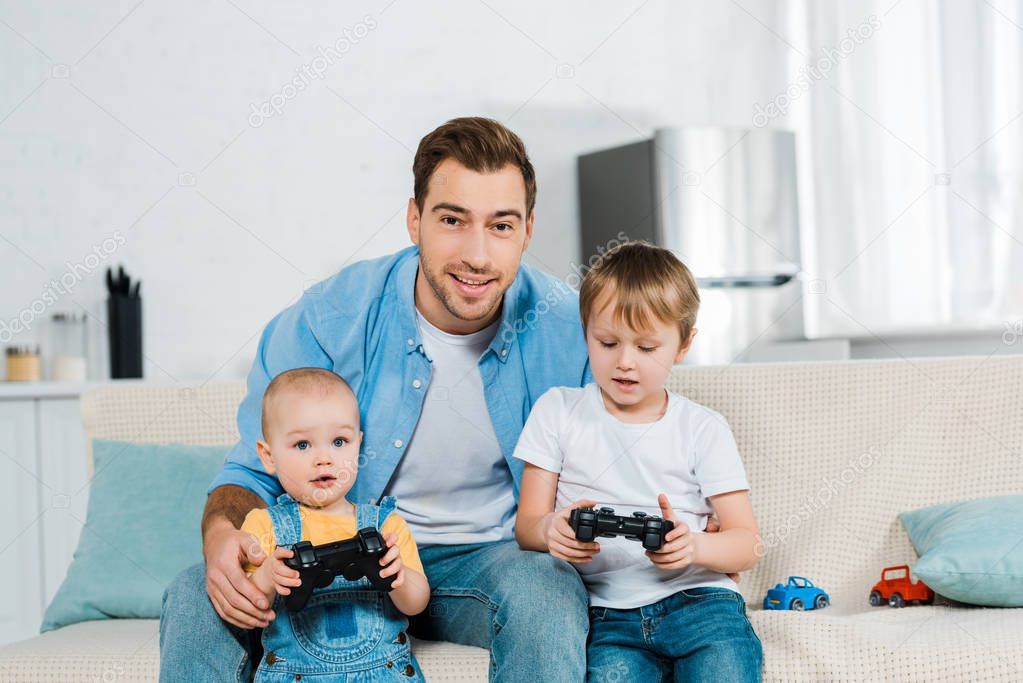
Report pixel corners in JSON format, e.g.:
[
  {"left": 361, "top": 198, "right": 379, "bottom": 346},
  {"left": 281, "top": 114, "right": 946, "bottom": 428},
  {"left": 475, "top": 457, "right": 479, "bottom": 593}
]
[{"left": 0, "top": 0, "right": 792, "bottom": 381}]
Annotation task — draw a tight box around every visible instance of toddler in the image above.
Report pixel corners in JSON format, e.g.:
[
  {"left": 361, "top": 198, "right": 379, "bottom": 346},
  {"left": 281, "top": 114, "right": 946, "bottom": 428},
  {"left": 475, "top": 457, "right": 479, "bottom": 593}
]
[{"left": 240, "top": 367, "right": 430, "bottom": 682}]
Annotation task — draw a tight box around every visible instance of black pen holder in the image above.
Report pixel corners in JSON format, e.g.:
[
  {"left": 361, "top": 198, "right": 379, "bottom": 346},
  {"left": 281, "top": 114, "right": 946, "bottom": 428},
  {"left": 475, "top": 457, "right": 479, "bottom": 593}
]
[{"left": 107, "top": 295, "right": 143, "bottom": 379}]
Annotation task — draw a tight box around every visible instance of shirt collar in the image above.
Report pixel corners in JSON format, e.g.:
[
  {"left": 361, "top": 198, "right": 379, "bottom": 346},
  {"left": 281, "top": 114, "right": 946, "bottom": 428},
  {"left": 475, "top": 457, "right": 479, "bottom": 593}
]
[{"left": 397, "top": 245, "right": 522, "bottom": 363}]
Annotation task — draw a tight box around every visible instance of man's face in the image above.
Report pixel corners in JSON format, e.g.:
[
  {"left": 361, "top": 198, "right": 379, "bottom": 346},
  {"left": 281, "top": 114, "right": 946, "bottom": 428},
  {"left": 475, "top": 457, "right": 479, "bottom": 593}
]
[{"left": 407, "top": 158, "right": 534, "bottom": 334}]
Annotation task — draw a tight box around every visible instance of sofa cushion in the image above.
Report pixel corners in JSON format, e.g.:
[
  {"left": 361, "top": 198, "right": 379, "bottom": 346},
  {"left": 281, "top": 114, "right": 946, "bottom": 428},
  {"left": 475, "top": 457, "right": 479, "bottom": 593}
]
[
  {"left": 41, "top": 440, "right": 227, "bottom": 631},
  {"left": 752, "top": 605, "right": 1023, "bottom": 681},
  {"left": 900, "top": 494, "right": 1023, "bottom": 607},
  {"left": 5, "top": 608, "right": 1022, "bottom": 682},
  {"left": 0, "top": 620, "right": 489, "bottom": 682}
]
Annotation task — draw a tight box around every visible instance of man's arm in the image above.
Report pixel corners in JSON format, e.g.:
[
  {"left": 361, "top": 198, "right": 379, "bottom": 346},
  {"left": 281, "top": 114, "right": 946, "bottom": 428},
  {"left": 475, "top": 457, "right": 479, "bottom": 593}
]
[
  {"left": 201, "top": 485, "right": 274, "bottom": 629},
  {"left": 201, "top": 484, "right": 265, "bottom": 537}
]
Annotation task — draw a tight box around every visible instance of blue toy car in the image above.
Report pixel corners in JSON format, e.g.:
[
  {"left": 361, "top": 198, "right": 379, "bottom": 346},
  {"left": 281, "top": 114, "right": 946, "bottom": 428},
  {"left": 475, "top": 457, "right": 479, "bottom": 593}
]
[{"left": 762, "top": 576, "right": 830, "bottom": 611}]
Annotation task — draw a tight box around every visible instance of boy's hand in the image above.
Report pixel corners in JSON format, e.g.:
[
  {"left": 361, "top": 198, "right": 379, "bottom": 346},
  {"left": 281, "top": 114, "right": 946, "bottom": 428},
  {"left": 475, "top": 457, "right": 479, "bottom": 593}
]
[
  {"left": 543, "top": 499, "right": 601, "bottom": 564},
  {"left": 378, "top": 533, "right": 406, "bottom": 589},
  {"left": 646, "top": 493, "right": 701, "bottom": 570}
]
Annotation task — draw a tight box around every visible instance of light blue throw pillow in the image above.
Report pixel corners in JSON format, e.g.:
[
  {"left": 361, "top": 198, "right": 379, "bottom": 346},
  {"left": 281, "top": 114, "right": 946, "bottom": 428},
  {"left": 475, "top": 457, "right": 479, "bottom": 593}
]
[
  {"left": 41, "top": 439, "right": 229, "bottom": 631},
  {"left": 899, "top": 495, "right": 1023, "bottom": 607}
]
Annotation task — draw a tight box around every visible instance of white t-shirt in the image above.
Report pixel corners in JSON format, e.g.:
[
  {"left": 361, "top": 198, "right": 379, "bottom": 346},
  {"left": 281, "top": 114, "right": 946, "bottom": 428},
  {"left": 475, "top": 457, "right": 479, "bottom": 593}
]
[
  {"left": 383, "top": 308, "right": 516, "bottom": 547},
  {"left": 512, "top": 382, "right": 750, "bottom": 609}
]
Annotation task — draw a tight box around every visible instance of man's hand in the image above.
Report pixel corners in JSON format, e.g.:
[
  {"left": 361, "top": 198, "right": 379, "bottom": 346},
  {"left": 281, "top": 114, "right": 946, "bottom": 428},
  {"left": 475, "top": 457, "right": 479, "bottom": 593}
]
[
  {"left": 203, "top": 521, "right": 275, "bottom": 629},
  {"left": 646, "top": 493, "right": 701, "bottom": 571},
  {"left": 543, "top": 499, "right": 601, "bottom": 564}
]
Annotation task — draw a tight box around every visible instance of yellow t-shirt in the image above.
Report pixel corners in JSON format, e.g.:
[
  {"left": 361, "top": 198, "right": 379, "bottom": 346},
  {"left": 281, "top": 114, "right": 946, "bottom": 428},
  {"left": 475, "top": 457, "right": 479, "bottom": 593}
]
[{"left": 240, "top": 504, "right": 424, "bottom": 577}]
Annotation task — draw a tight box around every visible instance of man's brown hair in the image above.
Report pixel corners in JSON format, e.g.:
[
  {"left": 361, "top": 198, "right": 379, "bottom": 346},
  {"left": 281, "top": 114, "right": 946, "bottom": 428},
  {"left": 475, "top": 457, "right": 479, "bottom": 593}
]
[
  {"left": 578, "top": 241, "right": 701, "bottom": 346},
  {"left": 413, "top": 117, "right": 537, "bottom": 215}
]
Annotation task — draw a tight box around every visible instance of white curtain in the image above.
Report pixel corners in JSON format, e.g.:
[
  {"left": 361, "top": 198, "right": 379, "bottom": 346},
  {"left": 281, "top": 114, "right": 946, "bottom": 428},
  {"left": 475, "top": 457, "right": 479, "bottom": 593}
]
[{"left": 790, "top": 0, "right": 1023, "bottom": 339}]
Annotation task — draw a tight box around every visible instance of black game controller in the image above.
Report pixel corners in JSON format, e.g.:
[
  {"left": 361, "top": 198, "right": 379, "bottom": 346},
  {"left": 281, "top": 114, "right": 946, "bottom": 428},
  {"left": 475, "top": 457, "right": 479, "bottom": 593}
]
[
  {"left": 282, "top": 527, "right": 395, "bottom": 611},
  {"left": 569, "top": 506, "right": 675, "bottom": 551}
]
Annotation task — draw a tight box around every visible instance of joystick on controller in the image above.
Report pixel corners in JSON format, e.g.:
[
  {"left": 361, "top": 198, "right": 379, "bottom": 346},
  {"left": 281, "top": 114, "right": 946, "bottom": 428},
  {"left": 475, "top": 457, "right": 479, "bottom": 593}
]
[
  {"left": 282, "top": 527, "right": 394, "bottom": 611},
  {"left": 569, "top": 506, "right": 674, "bottom": 551}
]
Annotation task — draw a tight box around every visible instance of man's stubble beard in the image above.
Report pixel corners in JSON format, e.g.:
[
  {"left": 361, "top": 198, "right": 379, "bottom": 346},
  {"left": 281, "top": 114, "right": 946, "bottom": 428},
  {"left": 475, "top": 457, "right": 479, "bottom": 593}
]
[{"left": 419, "top": 245, "right": 504, "bottom": 324}]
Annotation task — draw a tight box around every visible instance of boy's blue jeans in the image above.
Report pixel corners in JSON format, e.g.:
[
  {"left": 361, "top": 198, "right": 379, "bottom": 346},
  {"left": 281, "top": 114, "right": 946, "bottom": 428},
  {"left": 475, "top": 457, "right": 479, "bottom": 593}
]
[
  {"left": 160, "top": 541, "right": 588, "bottom": 682},
  {"left": 586, "top": 587, "right": 763, "bottom": 683}
]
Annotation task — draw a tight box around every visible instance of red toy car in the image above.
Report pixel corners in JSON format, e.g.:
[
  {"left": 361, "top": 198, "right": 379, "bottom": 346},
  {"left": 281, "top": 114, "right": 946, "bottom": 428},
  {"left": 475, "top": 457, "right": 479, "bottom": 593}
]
[{"left": 869, "top": 565, "right": 934, "bottom": 607}]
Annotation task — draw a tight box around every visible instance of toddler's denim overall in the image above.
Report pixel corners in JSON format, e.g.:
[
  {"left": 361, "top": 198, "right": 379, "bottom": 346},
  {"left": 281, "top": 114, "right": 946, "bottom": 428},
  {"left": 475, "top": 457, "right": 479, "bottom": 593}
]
[{"left": 255, "top": 494, "right": 423, "bottom": 682}]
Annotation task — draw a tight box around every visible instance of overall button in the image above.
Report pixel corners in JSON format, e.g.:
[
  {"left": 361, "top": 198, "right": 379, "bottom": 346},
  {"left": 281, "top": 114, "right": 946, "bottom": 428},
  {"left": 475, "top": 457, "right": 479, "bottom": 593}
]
[
  {"left": 396, "top": 631, "right": 407, "bottom": 644},
  {"left": 404, "top": 664, "right": 416, "bottom": 676},
  {"left": 386, "top": 661, "right": 393, "bottom": 669}
]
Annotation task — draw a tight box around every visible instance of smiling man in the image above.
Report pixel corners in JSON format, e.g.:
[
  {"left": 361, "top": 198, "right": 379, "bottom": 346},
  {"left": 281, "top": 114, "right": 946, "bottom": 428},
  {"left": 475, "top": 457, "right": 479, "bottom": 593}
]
[{"left": 159, "top": 117, "right": 594, "bottom": 681}]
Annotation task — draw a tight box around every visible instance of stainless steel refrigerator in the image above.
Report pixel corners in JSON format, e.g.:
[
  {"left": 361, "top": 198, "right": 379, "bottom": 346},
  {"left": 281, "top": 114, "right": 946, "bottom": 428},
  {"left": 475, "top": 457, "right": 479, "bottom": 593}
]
[{"left": 577, "top": 127, "right": 806, "bottom": 366}]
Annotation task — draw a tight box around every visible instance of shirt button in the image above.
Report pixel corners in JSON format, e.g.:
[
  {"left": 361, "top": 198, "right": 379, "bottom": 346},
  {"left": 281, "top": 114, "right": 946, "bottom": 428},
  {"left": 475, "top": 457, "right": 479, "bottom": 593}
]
[
  {"left": 393, "top": 439, "right": 403, "bottom": 448},
  {"left": 386, "top": 661, "right": 393, "bottom": 669},
  {"left": 404, "top": 664, "right": 416, "bottom": 676},
  {"left": 406, "top": 338, "right": 414, "bottom": 346},
  {"left": 397, "top": 631, "right": 408, "bottom": 644},
  {"left": 500, "top": 348, "right": 508, "bottom": 357},
  {"left": 412, "top": 379, "right": 422, "bottom": 389}
]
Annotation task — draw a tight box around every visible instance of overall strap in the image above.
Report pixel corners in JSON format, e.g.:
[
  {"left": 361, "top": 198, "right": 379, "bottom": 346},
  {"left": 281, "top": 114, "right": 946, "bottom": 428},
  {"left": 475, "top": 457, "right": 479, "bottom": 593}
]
[
  {"left": 375, "top": 495, "right": 398, "bottom": 531},
  {"left": 353, "top": 496, "right": 396, "bottom": 532},
  {"left": 267, "top": 493, "right": 303, "bottom": 547},
  {"left": 354, "top": 499, "right": 376, "bottom": 530}
]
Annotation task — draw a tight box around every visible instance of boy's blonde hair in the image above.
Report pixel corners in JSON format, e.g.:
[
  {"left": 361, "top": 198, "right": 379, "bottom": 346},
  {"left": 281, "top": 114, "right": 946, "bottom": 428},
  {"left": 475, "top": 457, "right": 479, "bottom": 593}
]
[{"left": 578, "top": 241, "right": 700, "bottom": 346}]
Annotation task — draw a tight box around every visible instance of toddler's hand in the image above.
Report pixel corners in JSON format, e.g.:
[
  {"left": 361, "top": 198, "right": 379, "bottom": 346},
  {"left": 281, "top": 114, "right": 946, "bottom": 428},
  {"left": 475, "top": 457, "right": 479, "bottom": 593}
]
[
  {"left": 646, "top": 493, "right": 700, "bottom": 570},
  {"left": 378, "top": 533, "right": 406, "bottom": 589},
  {"left": 544, "top": 499, "right": 601, "bottom": 564},
  {"left": 268, "top": 547, "right": 302, "bottom": 596}
]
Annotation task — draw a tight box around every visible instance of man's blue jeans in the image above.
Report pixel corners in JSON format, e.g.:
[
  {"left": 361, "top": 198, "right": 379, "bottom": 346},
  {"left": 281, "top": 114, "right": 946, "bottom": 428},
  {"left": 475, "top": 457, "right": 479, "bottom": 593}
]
[
  {"left": 160, "top": 540, "right": 589, "bottom": 682},
  {"left": 585, "top": 587, "right": 762, "bottom": 682}
]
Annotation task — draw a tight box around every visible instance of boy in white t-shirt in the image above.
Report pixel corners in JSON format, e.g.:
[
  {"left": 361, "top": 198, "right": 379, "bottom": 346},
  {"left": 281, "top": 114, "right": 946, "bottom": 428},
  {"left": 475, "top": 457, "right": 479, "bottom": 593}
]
[{"left": 513, "top": 241, "right": 763, "bottom": 682}]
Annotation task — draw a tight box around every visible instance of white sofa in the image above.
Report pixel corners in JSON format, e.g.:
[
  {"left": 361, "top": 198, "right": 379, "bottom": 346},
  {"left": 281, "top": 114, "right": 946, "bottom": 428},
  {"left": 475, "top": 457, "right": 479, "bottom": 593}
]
[{"left": 1, "top": 355, "right": 1021, "bottom": 681}]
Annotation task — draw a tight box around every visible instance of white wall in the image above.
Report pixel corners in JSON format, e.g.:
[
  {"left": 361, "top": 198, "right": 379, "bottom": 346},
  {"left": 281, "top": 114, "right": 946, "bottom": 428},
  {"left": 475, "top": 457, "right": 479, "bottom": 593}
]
[{"left": 0, "top": 0, "right": 792, "bottom": 381}]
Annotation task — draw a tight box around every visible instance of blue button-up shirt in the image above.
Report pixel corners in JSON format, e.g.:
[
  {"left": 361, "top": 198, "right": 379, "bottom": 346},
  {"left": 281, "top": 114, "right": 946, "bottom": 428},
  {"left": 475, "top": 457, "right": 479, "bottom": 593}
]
[{"left": 210, "top": 244, "right": 593, "bottom": 506}]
